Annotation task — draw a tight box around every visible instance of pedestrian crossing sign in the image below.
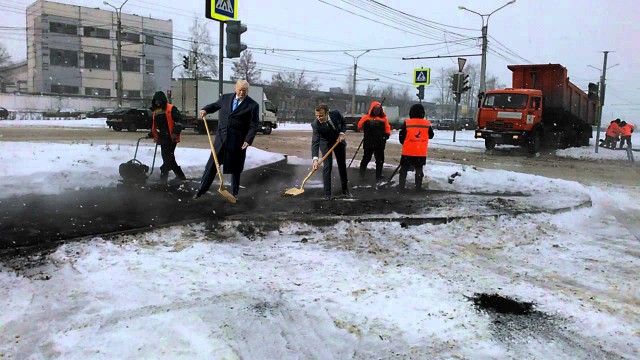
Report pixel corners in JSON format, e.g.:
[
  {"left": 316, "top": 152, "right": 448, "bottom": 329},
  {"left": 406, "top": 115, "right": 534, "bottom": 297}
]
[
  {"left": 413, "top": 68, "right": 430, "bottom": 86},
  {"left": 206, "top": 0, "right": 238, "bottom": 21}
]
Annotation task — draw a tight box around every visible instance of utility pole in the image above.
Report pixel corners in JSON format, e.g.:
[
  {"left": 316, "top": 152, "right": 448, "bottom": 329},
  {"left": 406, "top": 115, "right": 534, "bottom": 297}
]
[
  {"left": 104, "top": 0, "right": 129, "bottom": 108},
  {"left": 594, "top": 51, "right": 610, "bottom": 154},
  {"left": 345, "top": 50, "right": 370, "bottom": 115},
  {"left": 459, "top": 1, "right": 515, "bottom": 96},
  {"left": 219, "top": 22, "right": 224, "bottom": 99},
  {"left": 194, "top": 42, "right": 199, "bottom": 120}
]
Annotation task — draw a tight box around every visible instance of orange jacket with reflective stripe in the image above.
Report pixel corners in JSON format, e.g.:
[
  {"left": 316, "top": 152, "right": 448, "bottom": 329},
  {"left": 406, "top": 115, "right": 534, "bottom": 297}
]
[
  {"left": 152, "top": 104, "right": 181, "bottom": 143},
  {"left": 605, "top": 122, "right": 621, "bottom": 137},
  {"left": 401, "top": 118, "right": 431, "bottom": 157},
  {"left": 620, "top": 123, "right": 635, "bottom": 136}
]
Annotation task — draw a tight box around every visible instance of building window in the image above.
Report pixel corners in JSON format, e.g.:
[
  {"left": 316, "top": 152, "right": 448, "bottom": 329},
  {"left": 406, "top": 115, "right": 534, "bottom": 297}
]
[
  {"left": 51, "top": 49, "right": 78, "bottom": 67},
  {"left": 145, "top": 34, "right": 154, "bottom": 45},
  {"left": 85, "top": 87, "right": 111, "bottom": 96},
  {"left": 124, "top": 90, "right": 141, "bottom": 98},
  {"left": 51, "top": 84, "right": 79, "bottom": 94},
  {"left": 84, "top": 52, "right": 110, "bottom": 70},
  {"left": 145, "top": 59, "right": 154, "bottom": 74},
  {"left": 122, "top": 56, "right": 140, "bottom": 72},
  {"left": 50, "top": 22, "right": 77, "bottom": 35},
  {"left": 83, "top": 26, "right": 110, "bottom": 39},
  {"left": 121, "top": 32, "right": 140, "bottom": 43}
]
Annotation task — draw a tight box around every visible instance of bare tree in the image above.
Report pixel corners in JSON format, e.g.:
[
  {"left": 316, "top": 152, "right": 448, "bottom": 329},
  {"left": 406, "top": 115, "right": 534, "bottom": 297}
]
[
  {"left": 181, "top": 18, "right": 218, "bottom": 79},
  {"left": 269, "top": 70, "right": 320, "bottom": 122},
  {"left": 0, "top": 43, "right": 10, "bottom": 67},
  {"left": 230, "top": 50, "right": 261, "bottom": 84},
  {"left": 364, "top": 83, "right": 379, "bottom": 97}
]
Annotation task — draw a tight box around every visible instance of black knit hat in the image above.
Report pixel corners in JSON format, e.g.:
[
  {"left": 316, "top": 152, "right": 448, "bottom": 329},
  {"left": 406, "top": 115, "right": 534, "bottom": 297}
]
[{"left": 409, "top": 103, "right": 425, "bottom": 119}]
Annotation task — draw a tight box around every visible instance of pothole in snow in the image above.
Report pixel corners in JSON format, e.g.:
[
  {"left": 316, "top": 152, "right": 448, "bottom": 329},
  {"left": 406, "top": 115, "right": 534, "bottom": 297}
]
[{"left": 470, "top": 292, "right": 534, "bottom": 315}]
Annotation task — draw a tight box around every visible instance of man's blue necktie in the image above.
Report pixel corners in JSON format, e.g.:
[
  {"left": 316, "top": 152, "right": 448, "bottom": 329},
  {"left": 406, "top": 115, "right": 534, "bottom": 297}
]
[{"left": 233, "top": 98, "right": 239, "bottom": 111}]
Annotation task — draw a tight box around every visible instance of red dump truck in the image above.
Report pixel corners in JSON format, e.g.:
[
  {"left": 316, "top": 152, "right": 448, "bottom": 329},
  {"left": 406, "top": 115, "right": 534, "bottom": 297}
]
[{"left": 475, "top": 64, "right": 598, "bottom": 153}]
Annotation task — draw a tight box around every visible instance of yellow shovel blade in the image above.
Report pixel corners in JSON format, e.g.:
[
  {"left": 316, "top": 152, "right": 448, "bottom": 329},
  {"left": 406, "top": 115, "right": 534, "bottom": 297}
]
[
  {"left": 218, "top": 188, "right": 237, "bottom": 203},
  {"left": 282, "top": 187, "right": 305, "bottom": 197}
]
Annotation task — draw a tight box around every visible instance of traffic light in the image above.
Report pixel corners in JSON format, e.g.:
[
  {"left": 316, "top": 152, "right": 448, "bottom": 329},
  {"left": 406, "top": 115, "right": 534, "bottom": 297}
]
[
  {"left": 226, "top": 20, "right": 247, "bottom": 58},
  {"left": 416, "top": 85, "right": 425, "bottom": 100},
  {"left": 167, "top": 89, "right": 172, "bottom": 103},
  {"left": 182, "top": 55, "right": 190, "bottom": 70},
  {"left": 460, "top": 74, "right": 470, "bottom": 93},
  {"left": 452, "top": 73, "right": 461, "bottom": 93}
]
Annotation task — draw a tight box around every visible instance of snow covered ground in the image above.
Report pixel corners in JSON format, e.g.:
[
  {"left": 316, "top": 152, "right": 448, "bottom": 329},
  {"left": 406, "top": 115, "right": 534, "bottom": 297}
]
[{"left": 0, "top": 119, "right": 638, "bottom": 359}]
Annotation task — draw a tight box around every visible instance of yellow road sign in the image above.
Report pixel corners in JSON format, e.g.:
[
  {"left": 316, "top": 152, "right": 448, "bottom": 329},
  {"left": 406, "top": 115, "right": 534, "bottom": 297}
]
[
  {"left": 413, "top": 68, "right": 430, "bottom": 85},
  {"left": 206, "top": 0, "right": 238, "bottom": 21}
]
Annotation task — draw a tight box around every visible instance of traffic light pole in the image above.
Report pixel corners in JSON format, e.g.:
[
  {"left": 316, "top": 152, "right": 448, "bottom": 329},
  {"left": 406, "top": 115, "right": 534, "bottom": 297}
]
[
  {"left": 219, "top": 22, "right": 224, "bottom": 99},
  {"left": 453, "top": 93, "right": 460, "bottom": 143},
  {"left": 194, "top": 42, "right": 199, "bottom": 120}
]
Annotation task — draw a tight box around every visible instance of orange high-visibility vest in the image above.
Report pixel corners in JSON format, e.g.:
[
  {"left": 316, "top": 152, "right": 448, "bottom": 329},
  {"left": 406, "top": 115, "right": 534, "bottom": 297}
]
[
  {"left": 152, "top": 104, "right": 181, "bottom": 143},
  {"left": 401, "top": 118, "right": 431, "bottom": 157},
  {"left": 605, "top": 122, "right": 621, "bottom": 137},
  {"left": 620, "top": 123, "right": 635, "bottom": 137}
]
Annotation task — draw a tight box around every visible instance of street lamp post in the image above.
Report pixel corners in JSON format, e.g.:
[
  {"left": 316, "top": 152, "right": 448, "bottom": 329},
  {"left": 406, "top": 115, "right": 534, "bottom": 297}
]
[
  {"left": 104, "top": 0, "right": 129, "bottom": 108},
  {"left": 459, "top": 1, "right": 515, "bottom": 96},
  {"left": 345, "top": 50, "right": 370, "bottom": 115}
]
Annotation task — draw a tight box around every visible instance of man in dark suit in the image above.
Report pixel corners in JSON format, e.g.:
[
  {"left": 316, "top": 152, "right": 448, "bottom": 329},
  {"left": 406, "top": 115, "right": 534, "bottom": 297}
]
[
  {"left": 193, "top": 79, "right": 260, "bottom": 200},
  {"left": 311, "top": 103, "right": 351, "bottom": 200}
]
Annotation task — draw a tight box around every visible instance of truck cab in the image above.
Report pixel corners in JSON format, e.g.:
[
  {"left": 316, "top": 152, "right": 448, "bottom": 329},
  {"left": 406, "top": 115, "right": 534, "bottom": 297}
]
[
  {"left": 261, "top": 95, "right": 278, "bottom": 134},
  {"left": 475, "top": 89, "right": 543, "bottom": 153}
]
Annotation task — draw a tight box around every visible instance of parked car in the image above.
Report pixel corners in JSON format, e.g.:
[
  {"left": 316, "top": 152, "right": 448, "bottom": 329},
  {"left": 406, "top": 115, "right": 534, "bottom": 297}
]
[
  {"left": 0, "top": 106, "right": 8, "bottom": 120},
  {"left": 86, "top": 107, "right": 116, "bottom": 118},
  {"left": 106, "top": 108, "right": 153, "bottom": 132},
  {"left": 42, "top": 108, "right": 86, "bottom": 119}
]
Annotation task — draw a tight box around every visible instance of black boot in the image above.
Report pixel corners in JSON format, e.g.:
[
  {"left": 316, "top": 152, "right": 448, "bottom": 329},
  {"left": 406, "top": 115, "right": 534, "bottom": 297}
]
[
  {"left": 160, "top": 171, "right": 168, "bottom": 184},
  {"left": 375, "top": 162, "right": 384, "bottom": 180},
  {"left": 174, "top": 166, "right": 187, "bottom": 181}
]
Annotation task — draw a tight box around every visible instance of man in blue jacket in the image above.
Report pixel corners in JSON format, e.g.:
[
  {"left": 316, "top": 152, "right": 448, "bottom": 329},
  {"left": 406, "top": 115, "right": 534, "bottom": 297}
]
[{"left": 193, "top": 79, "right": 260, "bottom": 200}]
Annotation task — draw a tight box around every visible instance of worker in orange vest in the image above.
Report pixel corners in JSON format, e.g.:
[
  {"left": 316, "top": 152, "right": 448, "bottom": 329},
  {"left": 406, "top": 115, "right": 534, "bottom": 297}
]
[
  {"left": 150, "top": 90, "right": 186, "bottom": 183},
  {"left": 618, "top": 121, "right": 635, "bottom": 149},
  {"left": 600, "top": 118, "right": 621, "bottom": 149},
  {"left": 398, "top": 103, "right": 434, "bottom": 192},
  {"left": 357, "top": 101, "right": 391, "bottom": 181}
]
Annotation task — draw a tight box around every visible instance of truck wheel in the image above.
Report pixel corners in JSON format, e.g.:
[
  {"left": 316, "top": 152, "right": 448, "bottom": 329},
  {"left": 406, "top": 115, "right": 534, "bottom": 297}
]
[
  {"left": 485, "top": 138, "right": 496, "bottom": 150},
  {"left": 127, "top": 123, "right": 137, "bottom": 132},
  {"left": 262, "top": 124, "right": 273, "bottom": 135},
  {"left": 113, "top": 126, "right": 122, "bottom": 132},
  {"left": 528, "top": 131, "right": 541, "bottom": 154}
]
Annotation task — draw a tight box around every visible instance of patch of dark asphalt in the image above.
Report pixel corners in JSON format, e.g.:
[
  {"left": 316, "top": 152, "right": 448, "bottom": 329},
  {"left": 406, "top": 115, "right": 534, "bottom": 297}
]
[
  {"left": 468, "top": 293, "right": 626, "bottom": 359},
  {"left": 0, "top": 161, "right": 548, "bottom": 262}
]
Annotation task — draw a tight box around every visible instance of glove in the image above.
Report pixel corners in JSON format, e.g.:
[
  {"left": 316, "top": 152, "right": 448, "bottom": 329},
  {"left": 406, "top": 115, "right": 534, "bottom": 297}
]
[
  {"left": 147, "top": 132, "right": 153, "bottom": 138},
  {"left": 384, "top": 134, "right": 390, "bottom": 141}
]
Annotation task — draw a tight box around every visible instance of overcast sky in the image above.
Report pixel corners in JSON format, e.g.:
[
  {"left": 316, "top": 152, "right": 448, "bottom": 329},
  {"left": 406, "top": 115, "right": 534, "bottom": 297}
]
[{"left": 2, "top": 0, "right": 639, "bottom": 121}]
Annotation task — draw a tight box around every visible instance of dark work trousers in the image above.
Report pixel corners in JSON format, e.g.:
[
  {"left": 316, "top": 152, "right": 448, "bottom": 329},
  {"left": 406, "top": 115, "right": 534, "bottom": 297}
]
[
  {"left": 320, "top": 141, "right": 348, "bottom": 196},
  {"left": 197, "top": 147, "right": 241, "bottom": 196},
  {"left": 159, "top": 142, "right": 185, "bottom": 179},
  {"left": 600, "top": 135, "right": 617, "bottom": 149},
  {"left": 398, "top": 156, "right": 425, "bottom": 190},
  {"left": 620, "top": 136, "right": 632, "bottom": 149},
  {"left": 359, "top": 143, "right": 386, "bottom": 180}
]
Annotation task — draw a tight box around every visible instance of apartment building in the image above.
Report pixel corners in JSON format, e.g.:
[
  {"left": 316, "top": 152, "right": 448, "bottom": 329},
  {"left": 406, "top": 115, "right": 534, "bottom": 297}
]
[{"left": 25, "top": 0, "right": 172, "bottom": 102}]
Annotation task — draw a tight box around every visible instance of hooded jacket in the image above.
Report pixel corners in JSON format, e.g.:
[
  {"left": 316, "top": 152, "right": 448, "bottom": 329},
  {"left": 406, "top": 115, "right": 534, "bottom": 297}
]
[
  {"left": 357, "top": 101, "right": 391, "bottom": 150},
  {"left": 151, "top": 91, "right": 183, "bottom": 144}
]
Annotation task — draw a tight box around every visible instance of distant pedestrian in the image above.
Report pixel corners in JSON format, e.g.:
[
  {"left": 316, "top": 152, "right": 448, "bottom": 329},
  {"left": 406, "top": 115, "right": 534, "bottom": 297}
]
[
  {"left": 618, "top": 121, "right": 635, "bottom": 149},
  {"left": 149, "top": 90, "right": 186, "bottom": 183},
  {"left": 357, "top": 101, "right": 391, "bottom": 181},
  {"left": 600, "top": 118, "right": 621, "bottom": 149},
  {"left": 311, "top": 103, "right": 350, "bottom": 200},
  {"left": 398, "top": 103, "right": 434, "bottom": 192},
  {"left": 193, "top": 79, "right": 260, "bottom": 200}
]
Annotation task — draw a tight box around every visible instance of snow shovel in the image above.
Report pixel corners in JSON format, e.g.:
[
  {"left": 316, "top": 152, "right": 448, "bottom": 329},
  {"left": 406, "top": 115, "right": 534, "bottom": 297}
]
[
  {"left": 119, "top": 136, "right": 158, "bottom": 184},
  {"left": 202, "top": 115, "right": 236, "bottom": 204},
  {"left": 377, "top": 162, "right": 402, "bottom": 189},
  {"left": 283, "top": 139, "right": 341, "bottom": 197}
]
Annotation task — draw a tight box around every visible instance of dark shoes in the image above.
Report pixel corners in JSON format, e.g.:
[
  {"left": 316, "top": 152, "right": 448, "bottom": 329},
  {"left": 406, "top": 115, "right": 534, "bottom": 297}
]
[
  {"left": 192, "top": 192, "right": 202, "bottom": 200},
  {"left": 324, "top": 195, "right": 332, "bottom": 201},
  {"left": 342, "top": 190, "right": 353, "bottom": 198}
]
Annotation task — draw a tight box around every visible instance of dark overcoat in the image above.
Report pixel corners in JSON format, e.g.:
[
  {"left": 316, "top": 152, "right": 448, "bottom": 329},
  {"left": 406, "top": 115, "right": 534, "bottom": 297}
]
[{"left": 202, "top": 94, "right": 260, "bottom": 174}]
